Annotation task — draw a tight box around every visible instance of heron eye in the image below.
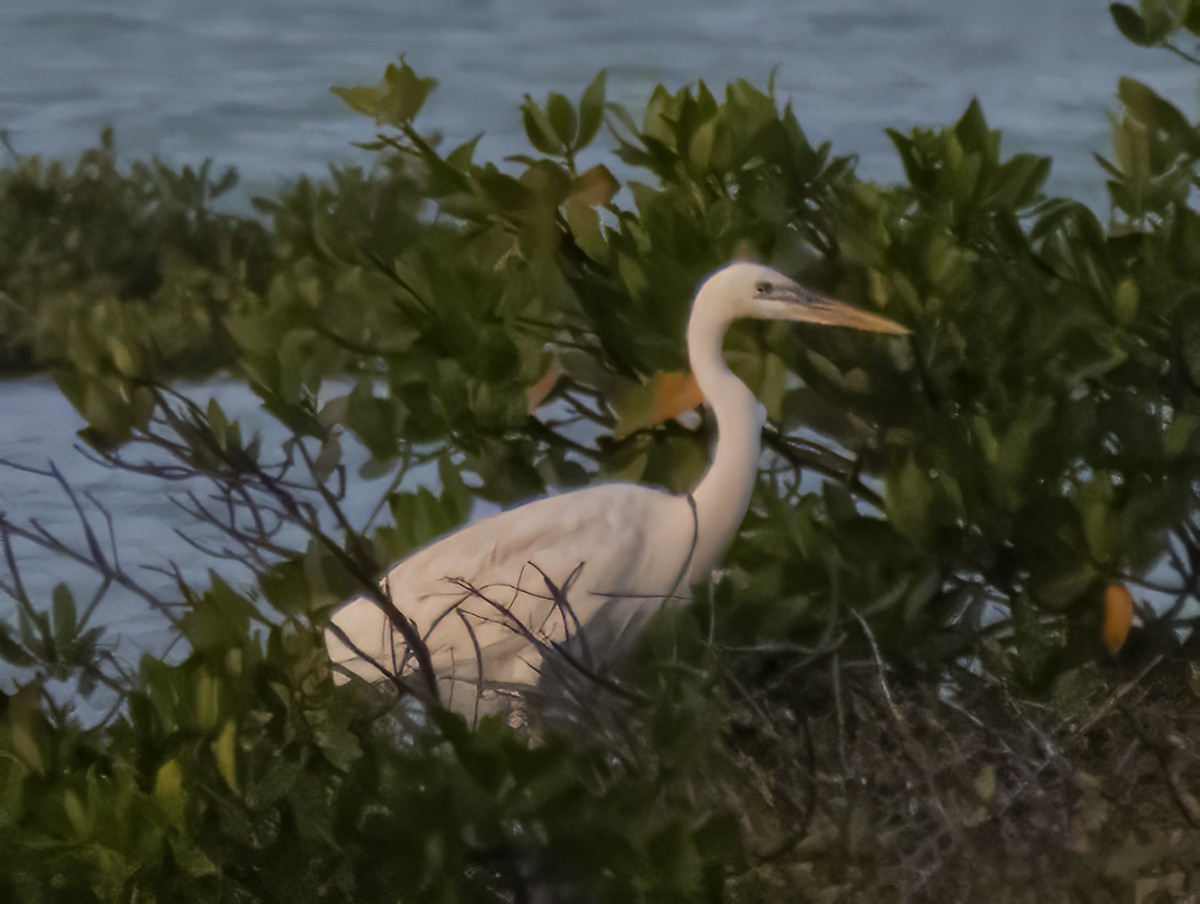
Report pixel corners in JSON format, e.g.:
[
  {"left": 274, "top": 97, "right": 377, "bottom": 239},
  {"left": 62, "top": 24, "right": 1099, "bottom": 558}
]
[{"left": 755, "top": 281, "right": 773, "bottom": 295}]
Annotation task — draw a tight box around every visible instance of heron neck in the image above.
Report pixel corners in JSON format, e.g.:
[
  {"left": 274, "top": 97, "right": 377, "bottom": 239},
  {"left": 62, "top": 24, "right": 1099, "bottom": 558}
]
[{"left": 685, "top": 309, "right": 763, "bottom": 584}]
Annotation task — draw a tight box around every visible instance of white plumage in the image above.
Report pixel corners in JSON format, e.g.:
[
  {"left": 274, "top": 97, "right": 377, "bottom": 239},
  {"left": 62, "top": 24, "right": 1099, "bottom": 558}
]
[
  {"left": 325, "top": 262, "right": 907, "bottom": 715},
  {"left": 327, "top": 483, "right": 692, "bottom": 709}
]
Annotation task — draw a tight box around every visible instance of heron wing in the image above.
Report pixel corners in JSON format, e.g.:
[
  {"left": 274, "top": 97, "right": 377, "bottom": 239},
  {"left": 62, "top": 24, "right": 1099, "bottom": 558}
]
[{"left": 325, "top": 482, "right": 696, "bottom": 692}]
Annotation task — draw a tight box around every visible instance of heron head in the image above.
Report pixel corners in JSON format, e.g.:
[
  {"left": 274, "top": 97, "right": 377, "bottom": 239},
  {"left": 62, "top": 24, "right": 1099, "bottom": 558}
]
[{"left": 697, "top": 262, "right": 909, "bottom": 335}]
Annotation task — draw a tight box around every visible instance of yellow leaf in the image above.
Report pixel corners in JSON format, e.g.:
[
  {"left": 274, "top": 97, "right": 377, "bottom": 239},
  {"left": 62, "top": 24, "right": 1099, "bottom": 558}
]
[
  {"left": 195, "top": 667, "right": 221, "bottom": 730},
  {"left": 1113, "top": 278, "right": 1139, "bottom": 326},
  {"left": 155, "top": 758, "right": 185, "bottom": 824},
  {"left": 974, "top": 764, "right": 996, "bottom": 803},
  {"left": 64, "top": 790, "right": 90, "bottom": 837},
  {"left": 212, "top": 720, "right": 239, "bottom": 792}
]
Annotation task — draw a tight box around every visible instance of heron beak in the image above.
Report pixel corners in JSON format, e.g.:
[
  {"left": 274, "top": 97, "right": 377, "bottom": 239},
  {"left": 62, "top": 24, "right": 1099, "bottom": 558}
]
[{"left": 774, "top": 287, "right": 909, "bottom": 335}]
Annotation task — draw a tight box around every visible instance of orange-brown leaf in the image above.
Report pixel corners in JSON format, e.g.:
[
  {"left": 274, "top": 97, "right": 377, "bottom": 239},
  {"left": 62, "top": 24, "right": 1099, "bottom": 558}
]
[
  {"left": 571, "top": 164, "right": 620, "bottom": 207},
  {"left": 613, "top": 370, "right": 705, "bottom": 438},
  {"left": 526, "top": 357, "right": 562, "bottom": 413},
  {"left": 1103, "top": 584, "right": 1134, "bottom": 655},
  {"left": 649, "top": 371, "right": 705, "bottom": 426}
]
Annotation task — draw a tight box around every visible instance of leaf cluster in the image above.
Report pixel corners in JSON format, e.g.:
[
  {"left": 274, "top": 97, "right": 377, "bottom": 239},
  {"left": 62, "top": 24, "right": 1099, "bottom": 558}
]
[
  {"left": 0, "top": 580, "right": 750, "bottom": 902},
  {"left": 0, "top": 129, "right": 271, "bottom": 375}
]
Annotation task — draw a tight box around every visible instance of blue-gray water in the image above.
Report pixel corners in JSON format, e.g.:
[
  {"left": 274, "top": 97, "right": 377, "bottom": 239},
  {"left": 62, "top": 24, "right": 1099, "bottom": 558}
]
[
  {"left": 0, "top": 0, "right": 1193, "bottom": 677},
  {"left": 2, "top": 0, "right": 1192, "bottom": 203}
]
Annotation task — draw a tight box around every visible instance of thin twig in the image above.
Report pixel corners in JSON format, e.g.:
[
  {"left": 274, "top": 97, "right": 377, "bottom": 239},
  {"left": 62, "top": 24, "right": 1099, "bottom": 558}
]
[
  {"left": 1071, "top": 653, "right": 1166, "bottom": 735},
  {"left": 852, "top": 609, "right": 901, "bottom": 722}
]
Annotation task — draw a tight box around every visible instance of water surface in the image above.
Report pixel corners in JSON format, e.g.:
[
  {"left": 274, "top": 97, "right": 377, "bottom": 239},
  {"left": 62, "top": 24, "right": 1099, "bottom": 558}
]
[{"left": 2, "top": 0, "right": 1190, "bottom": 204}]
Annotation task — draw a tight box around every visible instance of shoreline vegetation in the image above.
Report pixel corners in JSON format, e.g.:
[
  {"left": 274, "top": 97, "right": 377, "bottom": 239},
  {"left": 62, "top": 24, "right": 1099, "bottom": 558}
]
[
  {"left": 3, "top": 3, "right": 1200, "bottom": 900},
  {"left": 0, "top": 128, "right": 271, "bottom": 377}
]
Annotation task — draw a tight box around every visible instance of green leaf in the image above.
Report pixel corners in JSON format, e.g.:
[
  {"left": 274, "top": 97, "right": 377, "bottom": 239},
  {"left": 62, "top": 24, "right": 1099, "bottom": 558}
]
[
  {"left": 261, "top": 558, "right": 319, "bottom": 616},
  {"left": 987, "top": 154, "right": 1051, "bottom": 209},
  {"left": 330, "top": 84, "right": 380, "bottom": 118},
  {"left": 447, "top": 134, "right": 481, "bottom": 170},
  {"left": 313, "top": 434, "right": 342, "bottom": 484},
  {"left": 1079, "top": 480, "right": 1118, "bottom": 565},
  {"left": 346, "top": 382, "right": 399, "bottom": 461},
  {"left": 1164, "top": 413, "right": 1200, "bottom": 455},
  {"left": 207, "top": 398, "right": 229, "bottom": 449},
  {"left": 436, "top": 454, "right": 474, "bottom": 525},
  {"left": 472, "top": 328, "right": 521, "bottom": 383},
  {"left": 821, "top": 482, "right": 859, "bottom": 523},
  {"left": 904, "top": 568, "right": 942, "bottom": 622},
  {"left": 565, "top": 197, "right": 607, "bottom": 260},
  {"left": 605, "top": 101, "right": 642, "bottom": 141},
  {"left": 180, "top": 574, "right": 262, "bottom": 653},
  {"left": 688, "top": 118, "right": 718, "bottom": 173},
  {"left": 0, "top": 623, "right": 35, "bottom": 667},
  {"left": 954, "top": 98, "right": 993, "bottom": 158},
  {"left": 1140, "top": 0, "right": 1186, "bottom": 41},
  {"left": 886, "top": 455, "right": 934, "bottom": 545},
  {"left": 576, "top": 71, "right": 608, "bottom": 149},
  {"left": 478, "top": 166, "right": 533, "bottom": 209},
  {"left": 1029, "top": 562, "right": 1097, "bottom": 609},
  {"left": 887, "top": 129, "right": 927, "bottom": 192},
  {"left": 377, "top": 59, "right": 438, "bottom": 125},
  {"left": 51, "top": 584, "right": 76, "bottom": 649},
  {"left": 521, "top": 97, "right": 563, "bottom": 155},
  {"left": 1110, "top": 3, "right": 1152, "bottom": 44},
  {"left": 1118, "top": 77, "right": 1195, "bottom": 152},
  {"left": 545, "top": 92, "right": 578, "bottom": 149}
]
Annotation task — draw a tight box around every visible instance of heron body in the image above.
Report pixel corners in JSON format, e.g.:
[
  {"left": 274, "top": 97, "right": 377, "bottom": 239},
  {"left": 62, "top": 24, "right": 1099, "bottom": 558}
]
[{"left": 325, "top": 262, "right": 907, "bottom": 713}]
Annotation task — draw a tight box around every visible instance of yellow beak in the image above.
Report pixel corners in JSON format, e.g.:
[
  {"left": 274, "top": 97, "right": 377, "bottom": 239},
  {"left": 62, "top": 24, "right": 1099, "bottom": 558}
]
[{"left": 777, "top": 287, "right": 910, "bottom": 335}]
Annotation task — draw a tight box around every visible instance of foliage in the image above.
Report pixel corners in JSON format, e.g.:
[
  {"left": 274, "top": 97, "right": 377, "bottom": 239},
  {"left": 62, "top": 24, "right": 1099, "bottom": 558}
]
[
  {"left": 4, "top": 7, "right": 1200, "bottom": 901},
  {"left": 0, "top": 129, "right": 271, "bottom": 375}
]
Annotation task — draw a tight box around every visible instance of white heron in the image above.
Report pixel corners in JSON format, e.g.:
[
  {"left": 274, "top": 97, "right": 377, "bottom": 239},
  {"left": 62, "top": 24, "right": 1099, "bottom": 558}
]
[{"left": 325, "top": 262, "right": 907, "bottom": 715}]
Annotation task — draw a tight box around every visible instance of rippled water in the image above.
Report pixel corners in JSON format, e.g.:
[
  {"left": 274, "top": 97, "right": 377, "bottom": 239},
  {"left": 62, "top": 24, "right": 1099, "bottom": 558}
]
[
  {"left": 1, "top": 378, "right": 269, "bottom": 654},
  {"left": 0, "top": 0, "right": 1194, "bottom": 668},
  {"left": 1, "top": 0, "right": 1191, "bottom": 203}
]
